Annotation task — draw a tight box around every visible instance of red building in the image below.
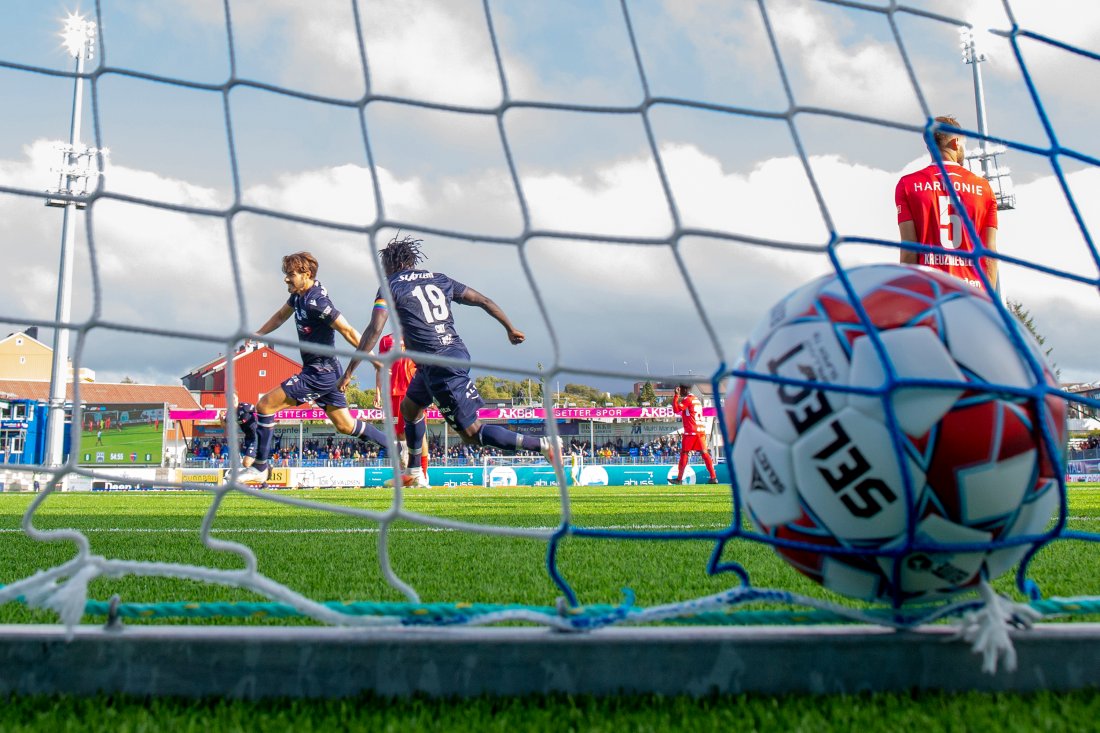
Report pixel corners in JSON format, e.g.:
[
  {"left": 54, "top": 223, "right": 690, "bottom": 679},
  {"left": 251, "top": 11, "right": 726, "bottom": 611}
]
[{"left": 181, "top": 341, "right": 301, "bottom": 409}]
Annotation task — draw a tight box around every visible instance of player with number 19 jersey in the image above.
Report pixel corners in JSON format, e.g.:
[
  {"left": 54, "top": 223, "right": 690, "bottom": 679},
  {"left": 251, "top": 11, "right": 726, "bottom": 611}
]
[
  {"left": 377, "top": 270, "right": 470, "bottom": 358},
  {"left": 895, "top": 162, "right": 997, "bottom": 288},
  {"left": 342, "top": 235, "right": 563, "bottom": 488},
  {"left": 375, "top": 269, "right": 484, "bottom": 431}
]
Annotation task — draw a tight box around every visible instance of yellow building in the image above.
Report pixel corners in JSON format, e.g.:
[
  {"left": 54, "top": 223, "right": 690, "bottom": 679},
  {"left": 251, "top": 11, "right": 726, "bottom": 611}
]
[{"left": 0, "top": 330, "right": 95, "bottom": 382}]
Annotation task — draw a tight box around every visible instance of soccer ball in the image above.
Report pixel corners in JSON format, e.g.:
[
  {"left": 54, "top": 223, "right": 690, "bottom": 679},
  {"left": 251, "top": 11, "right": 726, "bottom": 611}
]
[{"left": 723, "top": 264, "right": 1066, "bottom": 605}]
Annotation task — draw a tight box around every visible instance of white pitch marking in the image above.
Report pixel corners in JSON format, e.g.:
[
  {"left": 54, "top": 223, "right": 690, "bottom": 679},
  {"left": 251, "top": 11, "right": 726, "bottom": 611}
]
[
  {"left": 2, "top": 519, "right": 1095, "bottom": 535},
  {"left": 0, "top": 523, "right": 730, "bottom": 535}
]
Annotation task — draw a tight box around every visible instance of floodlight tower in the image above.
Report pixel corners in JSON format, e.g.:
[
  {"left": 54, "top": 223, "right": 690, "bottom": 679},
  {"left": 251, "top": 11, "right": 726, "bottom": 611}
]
[
  {"left": 959, "top": 25, "right": 1015, "bottom": 210},
  {"left": 44, "top": 13, "right": 98, "bottom": 469},
  {"left": 960, "top": 27, "right": 991, "bottom": 178}
]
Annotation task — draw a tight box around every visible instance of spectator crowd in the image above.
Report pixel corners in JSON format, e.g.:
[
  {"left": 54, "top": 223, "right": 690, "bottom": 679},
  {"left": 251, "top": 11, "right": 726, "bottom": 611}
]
[
  {"left": 1070, "top": 435, "right": 1100, "bottom": 460},
  {"left": 185, "top": 431, "right": 692, "bottom": 467},
  {"left": 187, "top": 434, "right": 382, "bottom": 466}
]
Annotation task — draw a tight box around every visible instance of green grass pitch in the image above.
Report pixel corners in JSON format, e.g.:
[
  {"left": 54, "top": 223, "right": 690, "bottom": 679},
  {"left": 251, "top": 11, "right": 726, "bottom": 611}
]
[{"left": 1, "top": 484, "right": 1098, "bottom": 728}]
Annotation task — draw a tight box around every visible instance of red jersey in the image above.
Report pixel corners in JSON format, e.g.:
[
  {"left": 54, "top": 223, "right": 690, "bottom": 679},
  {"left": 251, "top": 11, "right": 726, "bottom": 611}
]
[
  {"left": 672, "top": 392, "right": 705, "bottom": 436},
  {"left": 378, "top": 334, "right": 417, "bottom": 396},
  {"left": 895, "top": 162, "right": 998, "bottom": 289}
]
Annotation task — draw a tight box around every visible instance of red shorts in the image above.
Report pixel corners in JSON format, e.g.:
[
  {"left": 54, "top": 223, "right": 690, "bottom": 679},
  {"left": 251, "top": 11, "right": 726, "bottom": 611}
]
[
  {"left": 390, "top": 394, "right": 406, "bottom": 435},
  {"left": 680, "top": 433, "right": 706, "bottom": 453}
]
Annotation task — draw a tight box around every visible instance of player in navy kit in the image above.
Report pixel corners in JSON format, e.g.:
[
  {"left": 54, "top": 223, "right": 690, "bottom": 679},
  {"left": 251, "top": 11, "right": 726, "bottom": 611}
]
[
  {"left": 221, "top": 394, "right": 259, "bottom": 471},
  {"left": 237, "top": 251, "right": 388, "bottom": 484},
  {"left": 337, "top": 235, "right": 562, "bottom": 488}
]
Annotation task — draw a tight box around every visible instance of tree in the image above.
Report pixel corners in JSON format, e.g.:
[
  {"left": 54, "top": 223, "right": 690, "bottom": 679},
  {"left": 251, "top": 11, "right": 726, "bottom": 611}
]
[
  {"left": 637, "top": 381, "right": 657, "bottom": 406},
  {"left": 563, "top": 384, "right": 632, "bottom": 406},
  {"left": 1007, "top": 299, "right": 1059, "bottom": 379},
  {"left": 564, "top": 383, "right": 606, "bottom": 405},
  {"left": 516, "top": 375, "right": 542, "bottom": 405},
  {"left": 475, "top": 376, "right": 511, "bottom": 402},
  {"left": 120, "top": 376, "right": 136, "bottom": 384},
  {"left": 340, "top": 377, "right": 377, "bottom": 409}
]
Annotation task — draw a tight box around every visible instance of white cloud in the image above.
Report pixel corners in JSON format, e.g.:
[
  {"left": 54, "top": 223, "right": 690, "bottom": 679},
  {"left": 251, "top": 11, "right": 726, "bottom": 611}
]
[
  {"left": 995, "top": 168, "right": 1100, "bottom": 383},
  {"left": 246, "top": 164, "right": 378, "bottom": 227},
  {"left": 770, "top": 0, "right": 921, "bottom": 119},
  {"left": 662, "top": 144, "right": 828, "bottom": 243},
  {"left": 103, "top": 156, "right": 227, "bottom": 212},
  {"left": 653, "top": 0, "right": 775, "bottom": 85},
  {"left": 359, "top": 0, "right": 505, "bottom": 105},
  {"left": 925, "top": 0, "right": 1100, "bottom": 58},
  {"left": 177, "top": 0, "right": 364, "bottom": 98},
  {"left": 523, "top": 156, "right": 674, "bottom": 238},
  {"left": 180, "top": 0, "right": 511, "bottom": 105},
  {"left": 378, "top": 167, "right": 523, "bottom": 237},
  {"left": 658, "top": 0, "right": 921, "bottom": 119}
]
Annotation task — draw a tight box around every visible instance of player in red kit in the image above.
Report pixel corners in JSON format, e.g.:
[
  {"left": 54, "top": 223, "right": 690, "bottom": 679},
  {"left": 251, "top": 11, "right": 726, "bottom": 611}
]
[
  {"left": 376, "top": 333, "right": 429, "bottom": 485},
  {"left": 669, "top": 384, "right": 717, "bottom": 485},
  {"left": 896, "top": 115, "right": 998, "bottom": 291}
]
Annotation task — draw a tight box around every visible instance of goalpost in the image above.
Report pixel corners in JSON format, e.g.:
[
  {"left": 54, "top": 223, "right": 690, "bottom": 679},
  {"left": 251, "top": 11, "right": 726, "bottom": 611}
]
[{"left": 0, "top": 0, "right": 1099, "bottom": 697}]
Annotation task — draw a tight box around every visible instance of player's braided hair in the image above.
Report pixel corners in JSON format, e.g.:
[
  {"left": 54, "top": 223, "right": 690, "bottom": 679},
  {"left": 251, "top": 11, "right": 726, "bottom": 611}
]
[{"left": 380, "top": 233, "right": 426, "bottom": 274}]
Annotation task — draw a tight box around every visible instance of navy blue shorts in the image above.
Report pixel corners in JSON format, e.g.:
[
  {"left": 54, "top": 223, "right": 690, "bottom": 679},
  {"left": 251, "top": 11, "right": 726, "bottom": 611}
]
[
  {"left": 240, "top": 428, "right": 258, "bottom": 459},
  {"left": 281, "top": 367, "right": 347, "bottom": 409},
  {"left": 406, "top": 364, "right": 484, "bottom": 431}
]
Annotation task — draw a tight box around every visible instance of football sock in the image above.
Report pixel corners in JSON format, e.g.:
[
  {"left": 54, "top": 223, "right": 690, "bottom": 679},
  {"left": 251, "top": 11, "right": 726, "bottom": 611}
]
[
  {"left": 352, "top": 419, "right": 387, "bottom": 447},
  {"left": 477, "top": 424, "right": 540, "bottom": 451},
  {"left": 405, "top": 416, "right": 426, "bottom": 466},
  {"left": 677, "top": 451, "right": 689, "bottom": 481},
  {"left": 256, "top": 412, "right": 276, "bottom": 462},
  {"left": 702, "top": 451, "right": 717, "bottom": 481}
]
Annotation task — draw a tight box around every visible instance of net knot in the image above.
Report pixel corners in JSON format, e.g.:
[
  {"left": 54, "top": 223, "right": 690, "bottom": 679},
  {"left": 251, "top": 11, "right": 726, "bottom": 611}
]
[
  {"left": 954, "top": 579, "right": 1042, "bottom": 674},
  {"left": 23, "top": 560, "right": 103, "bottom": 635}
]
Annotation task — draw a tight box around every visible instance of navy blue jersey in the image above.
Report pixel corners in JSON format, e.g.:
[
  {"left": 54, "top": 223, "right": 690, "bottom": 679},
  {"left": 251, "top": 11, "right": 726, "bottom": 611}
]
[
  {"left": 236, "top": 402, "right": 258, "bottom": 435},
  {"left": 380, "top": 270, "right": 470, "bottom": 356},
  {"left": 287, "top": 281, "right": 342, "bottom": 371}
]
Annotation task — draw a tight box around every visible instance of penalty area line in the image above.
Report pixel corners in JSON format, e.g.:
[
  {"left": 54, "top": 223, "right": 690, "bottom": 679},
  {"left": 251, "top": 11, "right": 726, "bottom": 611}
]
[{"left": 0, "top": 523, "right": 732, "bottom": 535}]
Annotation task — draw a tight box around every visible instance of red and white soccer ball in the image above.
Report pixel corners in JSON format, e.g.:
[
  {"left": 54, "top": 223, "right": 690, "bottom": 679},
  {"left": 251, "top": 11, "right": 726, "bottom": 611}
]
[{"left": 724, "top": 264, "right": 1066, "bottom": 605}]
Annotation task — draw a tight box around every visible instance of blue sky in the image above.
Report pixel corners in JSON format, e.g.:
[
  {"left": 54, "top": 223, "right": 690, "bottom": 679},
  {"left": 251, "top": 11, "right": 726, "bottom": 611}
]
[{"left": 0, "top": 0, "right": 1098, "bottom": 396}]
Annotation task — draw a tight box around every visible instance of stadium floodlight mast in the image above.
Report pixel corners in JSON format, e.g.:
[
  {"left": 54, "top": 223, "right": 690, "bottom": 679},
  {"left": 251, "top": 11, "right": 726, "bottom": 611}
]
[
  {"left": 959, "top": 24, "right": 1015, "bottom": 210},
  {"left": 959, "top": 26, "right": 990, "bottom": 177},
  {"left": 44, "top": 13, "right": 99, "bottom": 469}
]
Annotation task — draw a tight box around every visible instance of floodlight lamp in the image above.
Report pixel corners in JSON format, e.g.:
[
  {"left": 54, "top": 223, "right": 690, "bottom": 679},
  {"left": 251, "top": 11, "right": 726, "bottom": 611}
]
[{"left": 61, "top": 13, "right": 96, "bottom": 59}]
